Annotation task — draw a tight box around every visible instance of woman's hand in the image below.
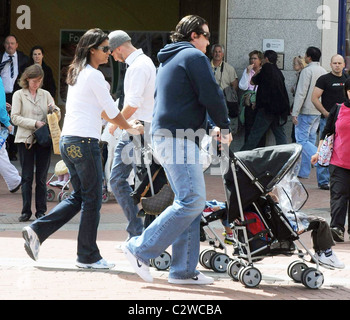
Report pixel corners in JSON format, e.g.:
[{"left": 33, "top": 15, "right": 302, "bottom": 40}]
[
  {"left": 35, "top": 120, "right": 46, "bottom": 128},
  {"left": 48, "top": 104, "right": 54, "bottom": 114},
  {"left": 311, "top": 153, "right": 319, "bottom": 165}
]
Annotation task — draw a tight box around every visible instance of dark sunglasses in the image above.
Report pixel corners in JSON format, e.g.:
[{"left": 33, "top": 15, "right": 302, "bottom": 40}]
[
  {"left": 199, "top": 31, "right": 210, "bottom": 40},
  {"left": 97, "top": 45, "right": 111, "bottom": 53}
]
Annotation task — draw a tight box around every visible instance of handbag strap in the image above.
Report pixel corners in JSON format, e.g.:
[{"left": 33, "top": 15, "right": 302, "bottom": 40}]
[
  {"left": 140, "top": 167, "right": 162, "bottom": 198},
  {"left": 333, "top": 104, "right": 341, "bottom": 134},
  {"left": 25, "top": 134, "right": 34, "bottom": 150}
]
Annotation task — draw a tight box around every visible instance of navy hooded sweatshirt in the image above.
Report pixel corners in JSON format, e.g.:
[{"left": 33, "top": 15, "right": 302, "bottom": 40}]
[{"left": 151, "top": 42, "right": 230, "bottom": 138}]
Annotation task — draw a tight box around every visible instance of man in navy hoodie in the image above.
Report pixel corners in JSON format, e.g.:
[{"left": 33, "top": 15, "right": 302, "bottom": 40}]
[{"left": 124, "top": 15, "right": 232, "bottom": 285}]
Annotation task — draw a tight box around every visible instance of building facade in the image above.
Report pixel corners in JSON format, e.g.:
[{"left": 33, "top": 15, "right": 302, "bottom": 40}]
[{"left": 1, "top": 0, "right": 348, "bottom": 147}]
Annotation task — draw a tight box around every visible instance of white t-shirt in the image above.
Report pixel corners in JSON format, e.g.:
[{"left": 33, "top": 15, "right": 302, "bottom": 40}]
[
  {"left": 62, "top": 64, "right": 119, "bottom": 139},
  {"left": 124, "top": 49, "right": 156, "bottom": 123}
]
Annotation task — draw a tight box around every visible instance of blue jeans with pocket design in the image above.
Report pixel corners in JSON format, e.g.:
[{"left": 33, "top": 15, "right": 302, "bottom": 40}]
[{"left": 30, "top": 136, "right": 103, "bottom": 264}]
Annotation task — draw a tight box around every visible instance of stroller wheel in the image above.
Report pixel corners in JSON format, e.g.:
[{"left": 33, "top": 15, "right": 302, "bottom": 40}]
[
  {"left": 47, "top": 189, "right": 55, "bottom": 202},
  {"left": 58, "top": 192, "right": 71, "bottom": 202},
  {"left": 199, "top": 249, "right": 216, "bottom": 269},
  {"left": 301, "top": 267, "right": 324, "bottom": 289},
  {"left": 150, "top": 251, "right": 172, "bottom": 270},
  {"left": 238, "top": 266, "right": 262, "bottom": 288},
  {"left": 210, "top": 253, "right": 230, "bottom": 273},
  {"left": 227, "top": 259, "right": 246, "bottom": 281},
  {"left": 288, "top": 260, "right": 308, "bottom": 283}
]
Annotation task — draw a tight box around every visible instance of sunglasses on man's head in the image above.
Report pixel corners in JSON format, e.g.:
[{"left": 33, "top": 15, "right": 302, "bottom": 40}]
[{"left": 97, "top": 46, "right": 111, "bottom": 53}]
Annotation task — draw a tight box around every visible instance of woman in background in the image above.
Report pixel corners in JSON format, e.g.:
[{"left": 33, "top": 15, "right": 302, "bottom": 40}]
[
  {"left": 29, "top": 45, "right": 56, "bottom": 98},
  {"left": 12, "top": 64, "right": 60, "bottom": 222}
]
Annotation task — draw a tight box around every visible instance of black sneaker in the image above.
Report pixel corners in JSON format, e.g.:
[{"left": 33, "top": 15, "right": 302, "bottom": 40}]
[
  {"left": 331, "top": 227, "right": 344, "bottom": 242},
  {"left": 319, "top": 184, "right": 330, "bottom": 190}
]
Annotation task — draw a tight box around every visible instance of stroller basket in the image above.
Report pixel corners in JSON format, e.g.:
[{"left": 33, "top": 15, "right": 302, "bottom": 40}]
[{"left": 224, "top": 143, "right": 302, "bottom": 222}]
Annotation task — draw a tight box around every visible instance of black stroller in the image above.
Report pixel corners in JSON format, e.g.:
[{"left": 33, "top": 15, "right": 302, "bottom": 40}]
[
  {"left": 220, "top": 143, "right": 324, "bottom": 289},
  {"left": 130, "top": 137, "right": 213, "bottom": 271},
  {"left": 130, "top": 143, "right": 174, "bottom": 271}
]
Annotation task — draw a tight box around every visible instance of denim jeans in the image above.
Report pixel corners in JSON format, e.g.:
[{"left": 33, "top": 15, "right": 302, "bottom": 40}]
[
  {"left": 316, "top": 118, "right": 330, "bottom": 186},
  {"left": 241, "top": 108, "right": 287, "bottom": 151},
  {"left": 30, "top": 136, "right": 103, "bottom": 264},
  {"left": 294, "top": 114, "right": 319, "bottom": 178},
  {"left": 127, "top": 136, "right": 206, "bottom": 279},
  {"left": 17, "top": 143, "right": 51, "bottom": 216},
  {"left": 109, "top": 131, "right": 144, "bottom": 239}
]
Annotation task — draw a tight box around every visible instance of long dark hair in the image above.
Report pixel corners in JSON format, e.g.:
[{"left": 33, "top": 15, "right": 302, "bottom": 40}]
[
  {"left": 170, "top": 15, "right": 207, "bottom": 43},
  {"left": 29, "top": 45, "right": 45, "bottom": 65},
  {"left": 66, "top": 28, "right": 108, "bottom": 85}
]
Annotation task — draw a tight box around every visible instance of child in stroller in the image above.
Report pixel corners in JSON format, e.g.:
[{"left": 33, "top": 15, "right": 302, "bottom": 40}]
[
  {"left": 270, "top": 175, "right": 344, "bottom": 270},
  {"left": 200, "top": 143, "right": 344, "bottom": 289},
  {"left": 47, "top": 160, "right": 70, "bottom": 202}
]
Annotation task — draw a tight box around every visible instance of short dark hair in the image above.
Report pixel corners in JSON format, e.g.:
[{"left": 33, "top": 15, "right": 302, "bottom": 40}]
[
  {"left": 170, "top": 15, "right": 208, "bottom": 43},
  {"left": 306, "top": 46, "right": 322, "bottom": 62},
  {"left": 264, "top": 50, "right": 278, "bottom": 64}
]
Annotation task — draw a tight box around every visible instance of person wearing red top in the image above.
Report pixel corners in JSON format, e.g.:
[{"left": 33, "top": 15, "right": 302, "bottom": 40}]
[{"left": 311, "top": 78, "right": 350, "bottom": 242}]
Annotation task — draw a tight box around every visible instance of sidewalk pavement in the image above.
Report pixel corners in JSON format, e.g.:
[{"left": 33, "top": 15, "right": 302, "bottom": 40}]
[{"left": 1, "top": 154, "right": 350, "bottom": 302}]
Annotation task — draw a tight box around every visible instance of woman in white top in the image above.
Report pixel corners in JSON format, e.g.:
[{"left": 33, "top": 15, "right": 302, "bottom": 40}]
[
  {"left": 238, "top": 50, "right": 265, "bottom": 147},
  {"left": 22, "top": 28, "right": 142, "bottom": 269}
]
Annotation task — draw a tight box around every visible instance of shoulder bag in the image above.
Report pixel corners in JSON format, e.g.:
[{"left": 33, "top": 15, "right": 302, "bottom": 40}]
[
  {"left": 317, "top": 104, "right": 341, "bottom": 167},
  {"left": 25, "top": 124, "right": 51, "bottom": 150}
]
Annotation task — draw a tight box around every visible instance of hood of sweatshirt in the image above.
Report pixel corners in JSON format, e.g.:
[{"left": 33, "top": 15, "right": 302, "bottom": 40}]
[{"left": 157, "top": 41, "right": 196, "bottom": 64}]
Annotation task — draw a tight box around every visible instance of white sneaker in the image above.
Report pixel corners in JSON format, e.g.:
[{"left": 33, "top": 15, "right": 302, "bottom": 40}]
[
  {"left": 115, "top": 241, "right": 128, "bottom": 252},
  {"left": 76, "top": 258, "right": 115, "bottom": 269},
  {"left": 22, "top": 226, "right": 40, "bottom": 261},
  {"left": 318, "top": 252, "right": 345, "bottom": 269},
  {"left": 49, "top": 181, "right": 58, "bottom": 187},
  {"left": 168, "top": 271, "right": 214, "bottom": 285},
  {"left": 123, "top": 245, "right": 153, "bottom": 283}
]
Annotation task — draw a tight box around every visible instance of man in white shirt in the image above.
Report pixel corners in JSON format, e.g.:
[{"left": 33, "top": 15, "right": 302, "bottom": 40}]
[{"left": 108, "top": 30, "right": 156, "bottom": 243}]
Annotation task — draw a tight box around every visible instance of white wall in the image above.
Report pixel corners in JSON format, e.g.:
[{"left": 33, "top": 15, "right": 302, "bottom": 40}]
[{"left": 225, "top": 0, "right": 339, "bottom": 149}]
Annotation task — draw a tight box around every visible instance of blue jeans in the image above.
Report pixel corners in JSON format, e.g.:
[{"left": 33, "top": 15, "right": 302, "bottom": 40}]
[
  {"left": 127, "top": 136, "right": 206, "bottom": 279},
  {"left": 30, "top": 136, "right": 103, "bottom": 264},
  {"left": 317, "top": 118, "right": 330, "bottom": 186},
  {"left": 241, "top": 108, "right": 287, "bottom": 151},
  {"left": 109, "top": 131, "right": 143, "bottom": 239},
  {"left": 295, "top": 114, "right": 319, "bottom": 178}
]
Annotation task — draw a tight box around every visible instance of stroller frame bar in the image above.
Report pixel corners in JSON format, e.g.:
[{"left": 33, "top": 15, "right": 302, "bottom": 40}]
[{"left": 221, "top": 148, "right": 320, "bottom": 269}]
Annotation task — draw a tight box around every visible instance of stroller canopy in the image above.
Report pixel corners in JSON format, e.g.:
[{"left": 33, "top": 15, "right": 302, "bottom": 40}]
[
  {"left": 224, "top": 143, "right": 302, "bottom": 222},
  {"left": 234, "top": 143, "right": 302, "bottom": 190}
]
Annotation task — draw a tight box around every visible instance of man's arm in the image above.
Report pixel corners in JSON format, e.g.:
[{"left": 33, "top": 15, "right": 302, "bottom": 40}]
[{"left": 311, "top": 87, "right": 328, "bottom": 117}]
